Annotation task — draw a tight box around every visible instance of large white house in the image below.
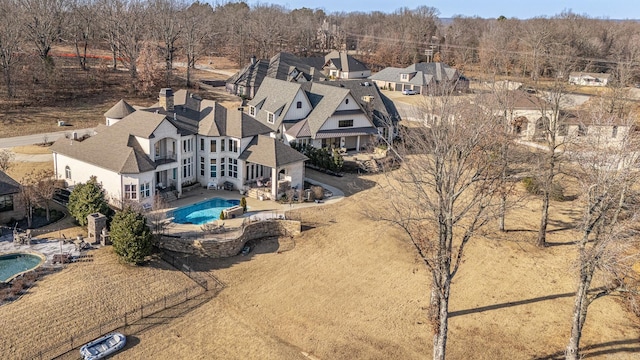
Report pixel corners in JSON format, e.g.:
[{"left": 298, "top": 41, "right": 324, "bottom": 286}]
[
  {"left": 51, "top": 89, "right": 308, "bottom": 208},
  {"left": 247, "top": 78, "right": 398, "bottom": 151}
]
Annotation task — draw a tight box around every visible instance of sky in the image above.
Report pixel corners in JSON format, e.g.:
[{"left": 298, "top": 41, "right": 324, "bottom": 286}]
[{"left": 243, "top": 0, "right": 638, "bottom": 19}]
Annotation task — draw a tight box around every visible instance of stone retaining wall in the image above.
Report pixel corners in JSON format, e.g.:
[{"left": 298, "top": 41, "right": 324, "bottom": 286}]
[{"left": 156, "top": 220, "right": 301, "bottom": 258}]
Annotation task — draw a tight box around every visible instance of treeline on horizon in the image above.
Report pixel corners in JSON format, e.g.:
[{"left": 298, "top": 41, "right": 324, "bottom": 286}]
[{"left": 1, "top": 0, "right": 639, "bottom": 101}]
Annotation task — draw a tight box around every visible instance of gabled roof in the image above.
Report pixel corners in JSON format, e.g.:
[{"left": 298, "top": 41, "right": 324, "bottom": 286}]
[
  {"left": 226, "top": 58, "right": 269, "bottom": 88},
  {"left": 369, "top": 62, "right": 463, "bottom": 86},
  {"left": 198, "top": 100, "right": 273, "bottom": 138},
  {"left": 247, "top": 77, "right": 304, "bottom": 130},
  {"left": 301, "top": 82, "right": 353, "bottom": 136},
  {"left": 323, "top": 50, "right": 369, "bottom": 73},
  {"left": 477, "top": 90, "right": 549, "bottom": 111},
  {"left": 104, "top": 99, "right": 136, "bottom": 119},
  {"left": 322, "top": 80, "right": 400, "bottom": 128},
  {"left": 50, "top": 112, "right": 166, "bottom": 174},
  {"left": 266, "top": 52, "right": 326, "bottom": 82},
  {"left": 239, "top": 135, "right": 308, "bottom": 168},
  {"left": 0, "top": 170, "right": 20, "bottom": 196}
]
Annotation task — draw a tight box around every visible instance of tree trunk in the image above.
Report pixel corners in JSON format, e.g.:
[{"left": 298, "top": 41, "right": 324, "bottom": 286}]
[
  {"left": 565, "top": 267, "right": 593, "bottom": 359},
  {"left": 498, "top": 194, "right": 506, "bottom": 231},
  {"left": 45, "top": 201, "right": 50, "bottom": 222},
  {"left": 433, "top": 278, "right": 451, "bottom": 360},
  {"left": 537, "top": 191, "right": 549, "bottom": 247},
  {"left": 2, "top": 67, "right": 13, "bottom": 98}
]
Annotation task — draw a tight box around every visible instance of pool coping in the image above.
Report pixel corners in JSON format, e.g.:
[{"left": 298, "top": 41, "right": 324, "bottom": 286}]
[
  {"left": 169, "top": 197, "right": 241, "bottom": 225},
  {"left": 0, "top": 250, "right": 47, "bottom": 284}
]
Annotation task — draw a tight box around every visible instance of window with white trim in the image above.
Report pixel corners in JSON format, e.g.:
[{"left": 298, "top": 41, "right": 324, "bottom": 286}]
[
  {"left": 296, "top": 101, "right": 302, "bottom": 109},
  {"left": 228, "top": 157, "right": 238, "bottom": 178},
  {"left": 210, "top": 159, "right": 217, "bottom": 178},
  {"left": 200, "top": 156, "right": 205, "bottom": 176},
  {"left": 221, "top": 138, "right": 225, "bottom": 152},
  {"left": 183, "top": 157, "right": 192, "bottom": 177},
  {"left": 228, "top": 139, "right": 238, "bottom": 153},
  {"left": 65, "top": 165, "right": 71, "bottom": 179},
  {"left": 182, "top": 138, "right": 193, "bottom": 152},
  {"left": 401, "top": 73, "right": 409, "bottom": 81},
  {"left": 140, "top": 182, "right": 151, "bottom": 198},
  {"left": 210, "top": 139, "right": 217, "bottom": 152},
  {"left": 220, "top": 157, "right": 226, "bottom": 176},
  {"left": 267, "top": 112, "right": 275, "bottom": 124},
  {"left": 200, "top": 138, "right": 204, "bottom": 151},
  {"left": 125, "top": 184, "right": 137, "bottom": 200},
  {"left": 338, "top": 119, "right": 354, "bottom": 128},
  {"left": 249, "top": 106, "right": 256, "bottom": 116}
]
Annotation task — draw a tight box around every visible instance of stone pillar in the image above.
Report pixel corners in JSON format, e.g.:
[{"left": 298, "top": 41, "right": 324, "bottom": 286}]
[{"left": 87, "top": 213, "right": 107, "bottom": 245}]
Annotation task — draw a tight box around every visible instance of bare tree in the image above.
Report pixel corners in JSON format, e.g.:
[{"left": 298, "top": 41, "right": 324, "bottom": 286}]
[
  {"left": 0, "top": 0, "right": 23, "bottom": 97},
  {"left": 0, "top": 149, "right": 15, "bottom": 172},
  {"left": 151, "top": 0, "right": 185, "bottom": 87},
  {"left": 179, "top": 0, "right": 213, "bottom": 87},
  {"left": 374, "top": 87, "right": 503, "bottom": 359},
  {"left": 31, "top": 169, "right": 57, "bottom": 221},
  {"left": 68, "top": 0, "right": 97, "bottom": 71},
  {"left": 532, "top": 47, "right": 577, "bottom": 247},
  {"left": 564, "top": 99, "right": 640, "bottom": 359},
  {"left": 20, "top": 0, "right": 67, "bottom": 73}
]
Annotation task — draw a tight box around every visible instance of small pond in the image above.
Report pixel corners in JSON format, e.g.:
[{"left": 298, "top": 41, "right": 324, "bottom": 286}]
[{"left": 0, "top": 252, "right": 45, "bottom": 283}]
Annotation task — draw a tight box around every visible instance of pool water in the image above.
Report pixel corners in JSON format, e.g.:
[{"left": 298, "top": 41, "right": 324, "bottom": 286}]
[
  {"left": 170, "top": 198, "right": 241, "bottom": 225},
  {"left": 0, "top": 253, "right": 45, "bottom": 282}
]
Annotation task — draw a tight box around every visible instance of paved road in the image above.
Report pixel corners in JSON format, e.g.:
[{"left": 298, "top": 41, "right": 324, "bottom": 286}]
[{"left": 0, "top": 128, "right": 94, "bottom": 148}]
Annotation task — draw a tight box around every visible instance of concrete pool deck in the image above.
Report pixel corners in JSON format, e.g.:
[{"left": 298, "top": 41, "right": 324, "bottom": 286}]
[
  {"left": 156, "top": 177, "right": 345, "bottom": 235},
  {"left": 0, "top": 235, "right": 80, "bottom": 267}
]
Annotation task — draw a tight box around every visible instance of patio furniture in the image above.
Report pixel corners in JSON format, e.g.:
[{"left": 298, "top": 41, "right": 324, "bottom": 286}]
[
  {"left": 223, "top": 181, "right": 234, "bottom": 191},
  {"left": 207, "top": 181, "right": 218, "bottom": 190}
]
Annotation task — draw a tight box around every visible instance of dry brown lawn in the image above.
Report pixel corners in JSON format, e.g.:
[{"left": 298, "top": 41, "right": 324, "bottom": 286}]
[
  {"left": 0, "top": 170, "right": 637, "bottom": 359},
  {"left": 0, "top": 248, "right": 196, "bottom": 359},
  {"left": 108, "top": 171, "right": 640, "bottom": 359},
  {"left": 6, "top": 161, "right": 52, "bottom": 182}
]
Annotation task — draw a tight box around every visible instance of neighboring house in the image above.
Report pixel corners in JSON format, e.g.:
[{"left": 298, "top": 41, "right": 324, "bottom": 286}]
[
  {"left": 321, "top": 50, "right": 371, "bottom": 79},
  {"left": 476, "top": 90, "right": 553, "bottom": 141},
  {"left": 369, "top": 62, "right": 469, "bottom": 94},
  {"left": 247, "top": 78, "right": 396, "bottom": 151},
  {"left": 51, "top": 88, "right": 307, "bottom": 207},
  {"left": 568, "top": 72, "right": 610, "bottom": 87},
  {"left": 227, "top": 52, "right": 325, "bottom": 99},
  {"left": 0, "top": 171, "right": 25, "bottom": 224},
  {"left": 557, "top": 110, "right": 632, "bottom": 148}
]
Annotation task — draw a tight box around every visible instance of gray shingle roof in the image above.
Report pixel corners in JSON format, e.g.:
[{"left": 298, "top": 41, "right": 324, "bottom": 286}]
[
  {"left": 239, "top": 135, "right": 308, "bottom": 168},
  {"left": 50, "top": 112, "right": 165, "bottom": 174},
  {"left": 247, "top": 77, "right": 304, "bottom": 131},
  {"left": 226, "top": 59, "right": 269, "bottom": 89},
  {"left": 322, "top": 80, "right": 400, "bottom": 128},
  {"left": 104, "top": 99, "right": 136, "bottom": 119},
  {"left": 0, "top": 170, "right": 20, "bottom": 196},
  {"left": 323, "top": 51, "right": 369, "bottom": 73},
  {"left": 369, "top": 62, "right": 462, "bottom": 87}
]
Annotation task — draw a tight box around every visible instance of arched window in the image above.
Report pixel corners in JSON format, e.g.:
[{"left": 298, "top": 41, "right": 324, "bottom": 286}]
[
  {"left": 65, "top": 166, "right": 71, "bottom": 179},
  {"left": 296, "top": 101, "right": 302, "bottom": 109},
  {"left": 345, "top": 98, "right": 349, "bottom": 104}
]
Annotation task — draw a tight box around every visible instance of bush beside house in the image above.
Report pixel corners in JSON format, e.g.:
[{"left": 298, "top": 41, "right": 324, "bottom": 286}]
[{"left": 110, "top": 207, "right": 153, "bottom": 265}]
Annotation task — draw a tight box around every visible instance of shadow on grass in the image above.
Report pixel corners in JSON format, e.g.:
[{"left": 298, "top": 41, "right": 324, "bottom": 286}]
[
  {"left": 450, "top": 292, "right": 576, "bottom": 318},
  {"left": 533, "top": 338, "right": 640, "bottom": 359}
]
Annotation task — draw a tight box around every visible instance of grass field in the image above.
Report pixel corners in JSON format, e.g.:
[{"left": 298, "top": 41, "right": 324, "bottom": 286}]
[{"left": 1, "top": 169, "right": 635, "bottom": 359}]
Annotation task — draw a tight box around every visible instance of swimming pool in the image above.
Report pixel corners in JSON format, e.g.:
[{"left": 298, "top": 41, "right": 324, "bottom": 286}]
[
  {"left": 0, "top": 252, "right": 45, "bottom": 283},
  {"left": 170, "top": 198, "right": 241, "bottom": 225}
]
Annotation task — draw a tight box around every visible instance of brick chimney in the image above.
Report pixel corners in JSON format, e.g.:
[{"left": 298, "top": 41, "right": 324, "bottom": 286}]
[{"left": 159, "top": 88, "right": 174, "bottom": 111}]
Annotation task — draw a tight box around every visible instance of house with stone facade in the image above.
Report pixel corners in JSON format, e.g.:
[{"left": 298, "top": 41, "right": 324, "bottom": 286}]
[
  {"left": 51, "top": 89, "right": 307, "bottom": 207},
  {"left": 247, "top": 77, "right": 398, "bottom": 151},
  {"left": 0, "top": 171, "right": 25, "bottom": 224}
]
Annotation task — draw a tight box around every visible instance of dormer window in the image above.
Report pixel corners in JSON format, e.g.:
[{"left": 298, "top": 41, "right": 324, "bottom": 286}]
[
  {"left": 296, "top": 101, "right": 302, "bottom": 109},
  {"left": 345, "top": 98, "right": 349, "bottom": 105},
  {"left": 267, "top": 112, "right": 275, "bottom": 124},
  {"left": 401, "top": 74, "right": 409, "bottom": 81},
  {"left": 249, "top": 106, "right": 256, "bottom": 116}
]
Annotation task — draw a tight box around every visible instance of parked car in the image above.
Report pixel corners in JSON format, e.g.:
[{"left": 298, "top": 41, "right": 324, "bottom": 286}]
[
  {"left": 241, "top": 245, "right": 251, "bottom": 256},
  {"left": 402, "top": 89, "right": 417, "bottom": 95}
]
